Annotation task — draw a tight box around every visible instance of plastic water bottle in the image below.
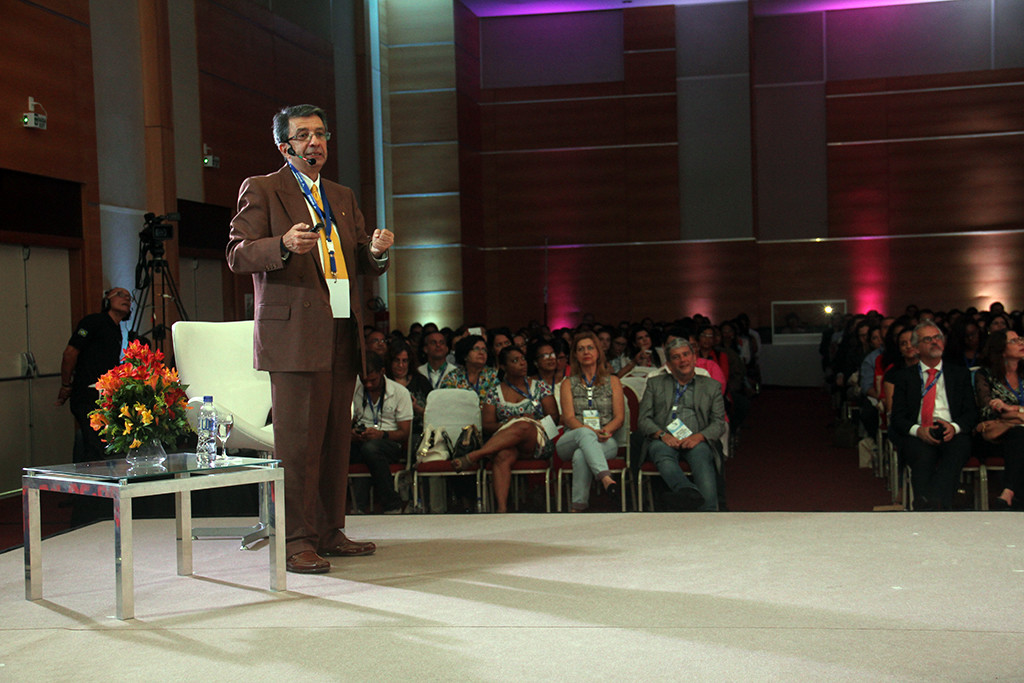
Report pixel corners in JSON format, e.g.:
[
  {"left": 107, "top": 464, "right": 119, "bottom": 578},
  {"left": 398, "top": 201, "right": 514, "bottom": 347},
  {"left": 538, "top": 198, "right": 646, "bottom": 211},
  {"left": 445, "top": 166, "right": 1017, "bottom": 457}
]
[{"left": 197, "top": 396, "right": 218, "bottom": 461}]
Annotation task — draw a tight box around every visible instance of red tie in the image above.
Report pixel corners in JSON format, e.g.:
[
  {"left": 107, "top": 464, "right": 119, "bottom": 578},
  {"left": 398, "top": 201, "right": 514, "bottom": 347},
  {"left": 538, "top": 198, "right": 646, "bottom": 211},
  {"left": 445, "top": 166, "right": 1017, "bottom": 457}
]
[{"left": 921, "top": 368, "right": 938, "bottom": 427}]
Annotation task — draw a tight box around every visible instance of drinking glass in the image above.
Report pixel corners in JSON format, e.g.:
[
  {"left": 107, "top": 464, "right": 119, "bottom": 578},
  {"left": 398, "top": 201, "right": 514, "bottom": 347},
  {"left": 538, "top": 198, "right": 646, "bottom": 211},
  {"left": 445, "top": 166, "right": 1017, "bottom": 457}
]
[{"left": 215, "top": 413, "right": 234, "bottom": 457}]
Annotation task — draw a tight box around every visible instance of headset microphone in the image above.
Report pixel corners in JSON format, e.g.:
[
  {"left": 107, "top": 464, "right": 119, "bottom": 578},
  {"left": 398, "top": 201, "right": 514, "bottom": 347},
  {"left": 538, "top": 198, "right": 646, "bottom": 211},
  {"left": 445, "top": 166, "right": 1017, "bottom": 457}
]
[{"left": 286, "top": 146, "right": 317, "bottom": 166}]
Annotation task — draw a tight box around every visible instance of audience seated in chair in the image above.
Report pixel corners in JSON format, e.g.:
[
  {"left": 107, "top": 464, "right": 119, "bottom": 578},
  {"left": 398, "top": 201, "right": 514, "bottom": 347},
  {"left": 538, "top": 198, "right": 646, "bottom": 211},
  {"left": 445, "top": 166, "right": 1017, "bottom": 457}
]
[
  {"left": 418, "top": 329, "right": 456, "bottom": 391},
  {"left": 973, "top": 329, "right": 1024, "bottom": 510},
  {"left": 637, "top": 338, "right": 725, "bottom": 512},
  {"left": 557, "top": 332, "right": 626, "bottom": 511},
  {"left": 350, "top": 353, "right": 412, "bottom": 514},
  {"left": 450, "top": 346, "right": 559, "bottom": 512},
  {"left": 440, "top": 335, "right": 499, "bottom": 402},
  {"left": 387, "top": 339, "right": 431, "bottom": 444},
  {"left": 616, "top": 326, "right": 662, "bottom": 378},
  {"left": 889, "top": 322, "right": 976, "bottom": 510}
]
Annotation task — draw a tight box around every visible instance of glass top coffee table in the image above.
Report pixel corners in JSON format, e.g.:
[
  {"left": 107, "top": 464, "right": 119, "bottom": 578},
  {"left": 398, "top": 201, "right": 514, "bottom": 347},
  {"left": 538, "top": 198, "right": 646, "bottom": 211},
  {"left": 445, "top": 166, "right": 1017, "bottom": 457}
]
[{"left": 23, "top": 453, "right": 286, "bottom": 620}]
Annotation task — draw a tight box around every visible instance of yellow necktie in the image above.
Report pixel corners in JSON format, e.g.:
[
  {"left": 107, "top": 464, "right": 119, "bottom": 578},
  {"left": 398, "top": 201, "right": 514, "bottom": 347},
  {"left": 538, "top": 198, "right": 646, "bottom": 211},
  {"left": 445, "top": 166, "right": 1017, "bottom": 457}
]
[{"left": 310, "top": 184, "right": 348, "bottom": 280}]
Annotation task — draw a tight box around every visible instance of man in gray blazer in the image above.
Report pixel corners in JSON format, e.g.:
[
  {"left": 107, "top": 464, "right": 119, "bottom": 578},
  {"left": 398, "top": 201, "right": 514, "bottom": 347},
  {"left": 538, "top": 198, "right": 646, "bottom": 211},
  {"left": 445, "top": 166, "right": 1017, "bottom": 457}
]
[
  {"left": 638, "top": 338, "right": 726, "bottom": 511},
  {"left": 227, "top": 104, "right": 393, "bottom": 573}
]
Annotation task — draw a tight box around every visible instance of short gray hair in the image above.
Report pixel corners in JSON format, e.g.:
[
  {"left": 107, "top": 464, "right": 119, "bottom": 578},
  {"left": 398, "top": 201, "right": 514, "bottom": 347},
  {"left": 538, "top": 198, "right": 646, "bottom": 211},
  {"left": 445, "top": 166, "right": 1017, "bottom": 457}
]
[
  {"left": 910, "top": 322, "right": 941, "bottom": 346},
  {"left": 665, "top": 337, "right": 694, "bottom": 355}
]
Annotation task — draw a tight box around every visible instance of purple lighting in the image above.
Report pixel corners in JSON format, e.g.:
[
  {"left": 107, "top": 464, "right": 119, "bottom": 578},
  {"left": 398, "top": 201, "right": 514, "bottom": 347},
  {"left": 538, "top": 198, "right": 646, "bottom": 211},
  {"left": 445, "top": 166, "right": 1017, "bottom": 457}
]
[
  {"left": 462, "top": 0, "right": 694, "bottom": 18},
  {"left": 754, "top": 0, "right": 959, "bottom": 15},
  {"left": 462, "top": 0, "right": 962, "bottom": 18}
]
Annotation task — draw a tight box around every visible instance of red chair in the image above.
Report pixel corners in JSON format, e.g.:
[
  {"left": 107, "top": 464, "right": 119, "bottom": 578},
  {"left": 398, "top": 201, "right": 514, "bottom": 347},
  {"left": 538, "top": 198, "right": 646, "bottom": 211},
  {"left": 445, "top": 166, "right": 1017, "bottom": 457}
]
[
  {"left": 482, "top": 454, "right": 552, "bottom": 512},
  {"left": 903, "top": 456, "right": 984, "bottom": 510},
  {"left": 979, "top": 455, "right": 1005, "bottom": 511},
  {"left": 412, "top": 389, "right": 484, "bottom": 513},
  {"left": 348, "top": 439, "right": 413, "bottom": 513}
]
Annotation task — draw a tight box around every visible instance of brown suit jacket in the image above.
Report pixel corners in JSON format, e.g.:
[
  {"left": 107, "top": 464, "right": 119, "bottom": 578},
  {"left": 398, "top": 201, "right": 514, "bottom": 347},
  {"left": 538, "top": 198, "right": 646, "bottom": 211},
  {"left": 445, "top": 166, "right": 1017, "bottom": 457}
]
[{"left": 226, "top": 165, "right": 387, "bottom": 372}]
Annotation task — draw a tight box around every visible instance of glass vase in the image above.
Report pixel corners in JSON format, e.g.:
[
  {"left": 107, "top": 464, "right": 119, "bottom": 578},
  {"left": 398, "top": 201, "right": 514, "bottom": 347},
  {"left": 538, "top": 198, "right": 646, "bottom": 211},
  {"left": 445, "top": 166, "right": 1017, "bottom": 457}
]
[{"left": 126, "top": 438, "right": 168, "bottom": 467}]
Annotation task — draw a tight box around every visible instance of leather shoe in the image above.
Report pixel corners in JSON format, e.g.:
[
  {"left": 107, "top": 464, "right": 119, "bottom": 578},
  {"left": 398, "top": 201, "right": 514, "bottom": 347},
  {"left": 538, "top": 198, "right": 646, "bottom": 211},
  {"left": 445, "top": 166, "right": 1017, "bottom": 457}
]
[
  {"left": 287, "top": 550, "right": 330, "bottom": 574},
  {"left": 992, "top": 497, "right": 1012, "bottom": 511},
  {"left": 605, "top": 481, "right": 620, "bottom": 498},
  {"left": 319, "top": 532, "right": 376, "bottom": 557}
]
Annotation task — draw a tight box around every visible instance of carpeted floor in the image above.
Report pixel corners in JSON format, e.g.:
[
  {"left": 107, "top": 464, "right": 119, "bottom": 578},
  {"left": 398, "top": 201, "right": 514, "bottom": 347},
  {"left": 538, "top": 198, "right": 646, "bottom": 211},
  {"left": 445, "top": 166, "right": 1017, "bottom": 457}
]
[
  {"left": 2, "top": 512, "right": 1022, "bottom": 681},
  {"left": 725, "top": 387, "right": 893, "bottom": 511}
]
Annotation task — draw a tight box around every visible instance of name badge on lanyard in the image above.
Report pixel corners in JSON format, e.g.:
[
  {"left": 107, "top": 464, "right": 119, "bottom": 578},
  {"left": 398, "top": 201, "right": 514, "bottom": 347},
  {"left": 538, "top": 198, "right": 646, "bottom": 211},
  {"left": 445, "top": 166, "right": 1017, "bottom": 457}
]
[
  {"left": 666, "top": 382, "right": 693, "bottom": 438},
  {"left": 290, "top": 163, "right": 350, "bottom": 318},
  {"left": 582, "top": 375, "right": 600, "bottom": 429},
  {"left": 326, "top": 279, "right": 350, "bottom": 319}
]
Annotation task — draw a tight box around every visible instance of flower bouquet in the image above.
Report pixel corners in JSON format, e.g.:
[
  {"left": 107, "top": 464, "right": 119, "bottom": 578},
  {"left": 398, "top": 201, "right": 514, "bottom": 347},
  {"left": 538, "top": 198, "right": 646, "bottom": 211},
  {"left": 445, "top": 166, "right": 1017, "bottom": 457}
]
[{"left": 88, "top": 339, "right": 191, "bottom": 464}]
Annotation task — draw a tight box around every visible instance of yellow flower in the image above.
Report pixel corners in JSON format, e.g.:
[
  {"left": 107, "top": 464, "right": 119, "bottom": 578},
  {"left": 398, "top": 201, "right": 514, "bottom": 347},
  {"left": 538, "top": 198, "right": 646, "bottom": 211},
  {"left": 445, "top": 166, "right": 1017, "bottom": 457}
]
[
  {"left": 123, "top": 419, "right": 133, "bottom": 434},
  {"left": 129, "top": 438, "right": 142, "bottom": 449},
  {"left": 120, "top": 404, "right": 132, "bottom": 418}
]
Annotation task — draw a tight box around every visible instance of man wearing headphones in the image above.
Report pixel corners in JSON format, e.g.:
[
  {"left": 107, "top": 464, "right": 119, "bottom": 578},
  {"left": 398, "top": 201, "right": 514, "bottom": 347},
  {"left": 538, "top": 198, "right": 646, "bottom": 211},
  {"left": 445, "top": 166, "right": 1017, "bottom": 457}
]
[{"left": 56, "top": 287, "right": 132, "bottom": 463}]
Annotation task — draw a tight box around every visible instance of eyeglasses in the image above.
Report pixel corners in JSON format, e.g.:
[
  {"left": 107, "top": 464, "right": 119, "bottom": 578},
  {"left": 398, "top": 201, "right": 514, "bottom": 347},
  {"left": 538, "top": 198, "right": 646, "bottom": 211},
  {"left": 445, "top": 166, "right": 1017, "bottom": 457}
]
[
  {"left": 538, "top": 352, "right": 556, "bottom": 359},
  {"left": 108, "top": 291, "right": 132, "bottom": 299},
  {"left": 919, "top": 333, "right": 944, "bottom": 344},
  {"left": 288, "top": 130, "right": 331, "bottom": 143},
  {"left": 369, "top": 337, "right": 386, "bottom": 345},
  {"left": 1006, "top": 337, "right": 1024, "bottom": 346},
  {"left": 471, "top": 345, "right": 487, "bottom": 352}
]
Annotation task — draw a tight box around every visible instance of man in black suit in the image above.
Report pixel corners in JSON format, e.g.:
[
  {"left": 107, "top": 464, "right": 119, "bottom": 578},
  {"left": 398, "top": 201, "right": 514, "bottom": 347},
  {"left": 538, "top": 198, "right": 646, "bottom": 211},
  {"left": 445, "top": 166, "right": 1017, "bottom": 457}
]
[{"left": 890, "top": 322, "right": 976, "bottom": 510}]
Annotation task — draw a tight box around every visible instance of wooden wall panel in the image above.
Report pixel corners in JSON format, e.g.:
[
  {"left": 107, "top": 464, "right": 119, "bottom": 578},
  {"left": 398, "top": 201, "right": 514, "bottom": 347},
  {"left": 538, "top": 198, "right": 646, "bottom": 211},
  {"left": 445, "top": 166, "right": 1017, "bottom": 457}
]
[
  {"left": 624, "top": 4, "right": 677, "bottom": 51},
  {"left": 888, "top": 136, "right": 1024, "bottom": 233},
  {"left": 1, "top": 0, "right": 100, "bottom": 325},
  {"left": 624, "top": 146, "right": 680, "bottom": 233},
  {"left": 393, "top": 195, "right": 461, "bottom": 245},
  {"left": 197, "top": 76, "right": 282, "bottom": 208},
  {"left": 386, "top": 0, "right": 454, "bottom": 45},
  {"left": 757, "top": 232, "right": 1024, "bottom": 324},
  {"left": 388, "top": 45, "right": 456, "bottom": 91},
  {"left": 483, "top": 150, "right": 628, "bottom": 246},
  {"left": 391, "top": 143, "right": 460, "bottom": 195},
  {"left": 476, "top": 240, "right": 759, "bottom": 330},
  {"left": 458, "top": 4, "right": 679, "bottom": 325},
  {"left": 624, "top": 51, "right": 677, "bottom": 94},
  {"left": 394, "top": 292, "right": 463, "bottom": 332},
  {"left": 393, "top": 246, "right": 462, "bottom": 294},
  {"left": 480, "top": 95, "right": 675, "bottom": 151},
  {"left": 390, "top": 91, "right": 458, "bottom": 143},
  {"left": 196, "top": 0, "right": 336, "bottom": 210},
  {"left": 195, "top": 1, "right": 276, "bottom": 92},
  {"left": 827, "top": 145, "right": 890, "bottom": 235},
  {"left": 827, "top": 69, "right": 1024, "bottom": 238}
]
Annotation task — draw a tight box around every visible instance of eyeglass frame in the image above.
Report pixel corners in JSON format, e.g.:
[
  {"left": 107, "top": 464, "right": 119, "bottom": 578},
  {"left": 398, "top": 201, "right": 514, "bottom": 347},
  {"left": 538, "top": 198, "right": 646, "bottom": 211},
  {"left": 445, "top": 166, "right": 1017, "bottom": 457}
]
[{"left": 287, "top": 130, "right": 332, "bottom": 143}]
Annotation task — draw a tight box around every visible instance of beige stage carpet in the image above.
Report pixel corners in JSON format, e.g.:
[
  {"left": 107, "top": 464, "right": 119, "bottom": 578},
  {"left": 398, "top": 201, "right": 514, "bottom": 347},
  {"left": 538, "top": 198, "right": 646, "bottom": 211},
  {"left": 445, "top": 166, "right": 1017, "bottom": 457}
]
[{"left": 2, "top": 512, "right": 1022, "bottom": 681}]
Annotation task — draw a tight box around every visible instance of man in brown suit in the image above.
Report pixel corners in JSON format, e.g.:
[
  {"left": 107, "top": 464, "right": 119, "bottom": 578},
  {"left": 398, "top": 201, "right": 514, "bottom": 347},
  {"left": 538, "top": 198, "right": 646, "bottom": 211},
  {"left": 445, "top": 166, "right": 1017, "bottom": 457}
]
[{"left": 227, "top": 104, "right": 393, "bottom": 573}]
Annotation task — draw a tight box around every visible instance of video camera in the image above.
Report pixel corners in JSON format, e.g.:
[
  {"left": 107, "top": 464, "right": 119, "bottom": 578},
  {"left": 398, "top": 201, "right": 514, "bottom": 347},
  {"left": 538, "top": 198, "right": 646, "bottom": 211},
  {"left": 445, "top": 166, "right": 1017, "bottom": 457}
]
[{"left": 140, "top": 212, "right": 179, "bottom": 257}]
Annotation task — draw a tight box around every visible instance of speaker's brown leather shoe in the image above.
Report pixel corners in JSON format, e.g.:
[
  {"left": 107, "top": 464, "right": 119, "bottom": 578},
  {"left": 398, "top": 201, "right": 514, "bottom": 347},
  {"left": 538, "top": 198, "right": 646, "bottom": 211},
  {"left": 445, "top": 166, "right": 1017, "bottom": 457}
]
[{"left": 286, "top": 550, "right": 330, "bottom": 574}]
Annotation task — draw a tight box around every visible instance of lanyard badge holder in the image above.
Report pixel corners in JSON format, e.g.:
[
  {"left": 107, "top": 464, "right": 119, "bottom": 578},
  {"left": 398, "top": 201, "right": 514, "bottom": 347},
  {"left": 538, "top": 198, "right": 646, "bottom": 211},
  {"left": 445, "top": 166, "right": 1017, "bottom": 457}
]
[
  {"left": 666, "top": 382, "right": 693, "bottom": 439},
  {"left": 290, "top": 164, "right": 350, "bottom": 318}
]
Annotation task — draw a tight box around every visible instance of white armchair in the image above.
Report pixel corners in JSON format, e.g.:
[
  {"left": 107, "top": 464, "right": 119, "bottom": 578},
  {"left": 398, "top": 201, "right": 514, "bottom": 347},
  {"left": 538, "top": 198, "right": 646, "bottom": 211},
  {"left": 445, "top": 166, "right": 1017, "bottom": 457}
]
[
  {"left": 171, "top": 320, "right": 274, "bottom": 548},
  {"left": 171, "top": 320, "right": 273, "bottom": 453}
]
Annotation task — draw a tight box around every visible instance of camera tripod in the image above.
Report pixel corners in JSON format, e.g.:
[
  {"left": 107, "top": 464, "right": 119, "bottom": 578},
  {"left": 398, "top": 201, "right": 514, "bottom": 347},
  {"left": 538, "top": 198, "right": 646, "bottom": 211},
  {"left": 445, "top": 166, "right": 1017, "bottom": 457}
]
[{"left": 131, "top": 217, "right": 189, "bottom": 351}]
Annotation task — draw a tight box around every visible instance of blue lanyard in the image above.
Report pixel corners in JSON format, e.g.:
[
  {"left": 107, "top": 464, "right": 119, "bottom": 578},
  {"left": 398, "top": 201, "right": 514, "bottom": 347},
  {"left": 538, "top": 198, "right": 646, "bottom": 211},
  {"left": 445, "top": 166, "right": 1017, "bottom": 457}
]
[
  {"left": 1004, "top": 376, "right": 1024, "bottom": 405},
  {"left": 467, "top": 369, "right": 483, "bottom": 396},
  {"left": 918, "top": 365, "right": 942, "bottom": 398},
  {"left": 671, "top": 381, "right": 690, "bottom": 420},
  {"left": 363, "top": 389, "right": 385, "bottom": 427},
  {"left": 505, "top": 379, "right": 543, "bottom": 417},
  {"left": 582, "top": 374, "right": 596, "bottom": 408},
  {"left": 429, "top": 363, "right": 448, "bottom": 389},
  {"left": 288, "top": 163, "right": 338, "bottom": 275}
]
